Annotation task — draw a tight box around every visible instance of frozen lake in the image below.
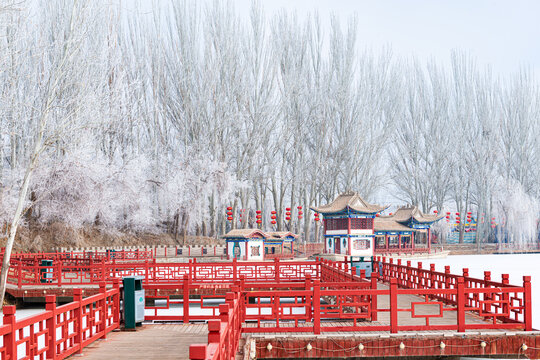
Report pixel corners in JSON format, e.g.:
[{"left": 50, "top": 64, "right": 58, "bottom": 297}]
[{"left": 410, "top": 253, "right": 540, "bottom": 329}]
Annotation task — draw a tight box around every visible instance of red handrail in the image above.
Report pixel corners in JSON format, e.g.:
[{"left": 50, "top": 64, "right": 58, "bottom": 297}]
[{"left": 1, "top": 279, "right": 120, "bottom": 359}]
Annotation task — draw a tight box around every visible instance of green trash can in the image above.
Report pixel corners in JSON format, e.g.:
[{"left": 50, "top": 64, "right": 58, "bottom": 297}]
[
  {"left": 350, "top": 256, "right": 374, "bottom": 278},
  {"left": 40, "top": 259, "right": 53, "bottom": 283},
  {"left": 123, "top": 276, "right": 145, "bottom": 329}
]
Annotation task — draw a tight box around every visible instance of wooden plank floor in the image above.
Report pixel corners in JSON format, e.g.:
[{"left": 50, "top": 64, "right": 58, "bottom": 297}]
[{"left": 71, "top": 324, "right": 208, "bottom": 360}]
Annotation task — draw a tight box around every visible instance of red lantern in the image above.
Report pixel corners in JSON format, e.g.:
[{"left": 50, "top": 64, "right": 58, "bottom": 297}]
[
  {"left": 286, "top": 212, "right": 291, "bottom": 216},
  {"left": 271, "top": 210, "right": 276, "bottom": 214},
  {"left": 227, "top": 206, "right": 232, "bottom": 210},
  {"left": 433, "top": 210, "right": 438, "bottom": 214},
  {"left": 314, "top": 217, "right": 320, "bottom": 222},
  {"left": 456, "top": 212, "right": 460, "bottom": 216},
  {"left": 298, "top": 211, "right": 303, "bottom": 215},
  {"left": 227, "top": 217, "right": 233, "bottom": 221},
  {"left": 256, "top": 215, "right": 261, "bottom": 219},
  {"left": 389, "top": 213, "right": 393, "bottom": 216},
  {"left": 256, "top": 220, "right": 262, "bottom": 224},
  {"left": 286, "top": 216, "right": 291, "bottom": 221},
  {"left": 375, "top": 214, "right": 380, "bottom": 217},
  {"left": 456, "top": 216, "right": 460, "bottom": 220},
  {"left": 227, "top": 211, "right": 232, "bottom": 216},
  {"left": 467, "top": 212, "right": 472, "bottom": 214},
  {"left": 286, "top": 207, "right": 291, "bottom": 211},
  {"left": 297, "top": 206, "right": 302, "bottom": 210},
  {"left": 446, "top": 212, "right": 451, "bottom": 215},
  {"left": 256, "top": 210, "right": 262, "bottom": 214},
  {"left": 298, "top": 216, "right": 303, "bottom": 219},
  {"left": 271, "top": 215, "right": 276, "bottom": 219},
  {"left": 456, "top": 220, "right": 460, "bottom": 224},
  {"left": 271, "top": 220, "right": 276, "bottom": 225}
]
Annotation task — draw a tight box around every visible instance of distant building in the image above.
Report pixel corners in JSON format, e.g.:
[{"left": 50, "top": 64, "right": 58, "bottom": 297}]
[
  {"left": 311, "top": 191, "right": 443, "bottom": 258},
  {"left": 375, "top": 206, "right": 442, "bottom": 253},
  {"left": 222, "top": 229, "right": 297, "bottom": 261}
]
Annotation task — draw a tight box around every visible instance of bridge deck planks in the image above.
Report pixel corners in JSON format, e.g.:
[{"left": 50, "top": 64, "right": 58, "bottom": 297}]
[{"left": 70, "top": 324, "right": 208, "bottom": 360}]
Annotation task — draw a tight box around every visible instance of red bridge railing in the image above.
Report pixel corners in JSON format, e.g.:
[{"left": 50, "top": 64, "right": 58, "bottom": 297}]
[
  {"left": 0, "top": 280, "right": 120, "bottom": 360},
  {"left": 0, "top": 254, "right": 533, "bottom": 360}
]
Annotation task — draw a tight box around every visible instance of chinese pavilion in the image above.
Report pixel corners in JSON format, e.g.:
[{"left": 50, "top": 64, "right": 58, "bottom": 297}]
[
  {"left": 311, "top": 191, "right": 387, "bottom": 258},
  {"left": 222, "top": 229, "right": 297, "bottom": 261},
  {"left": 374, "top": 206, "right": 443, "bottom": 253},
  {"left": 311, "top": 192, "right": 443, "bottom": 258}
]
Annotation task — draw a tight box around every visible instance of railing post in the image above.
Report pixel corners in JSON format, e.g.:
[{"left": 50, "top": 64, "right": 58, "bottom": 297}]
[
  {"left": 501, "top": 274, "right": 509, "bottom": 323},
  {"left": 57, "top": 260, "right": 62, "bottom": 287},
  {"left": 232, "top": 258, "right": 237, "bottom": 283},
  {"left": 457, "top": 277, "right": 465, "bottom": 332},
  {"left": 430, "top": 264, "right": 436, "bottom": 289},
  {"left": 523, "top": 276, "right": 532, "bottom": 331},
  {"left": 484, "top": 271, "right": 491, "bottom": 314},
  {"left": 371, "top": 271, "right": 378, "bottom": 322},
  {"left": 73, "top": 288, "right": 83, "bottom": 354},
  {"left": 3, "top": 305, "right": 16, "bottom": 359},
  {"left": 274, "top": 258, "right": 280, "bottom": 283},
  {"left": 406, "top": 260, "right": 412, "bottom": 288},
  {"left": 219, "top": 302, "right": 230, "bottom": 359},
  {"left": 99, "top": 282, "right": 108, "bottom": 338},
  {"left": 390, "top": 278, "right": 398, "bottom": 333},
  {"left": 462, "top": 268, "right": 469, "bottom": 287},
  {"left": 189, "top": 344, "right": 208, "bottom": 360},
  {"left": 17, "top": 261, "right": 22, "bottom": 288},
  {"left": 183, "top": 274, "right": 190, "bottom": 323},
  {"left": 313, "top": 279, "right": 321, "bottom": 334},
  {"left": 207, "top": 319, "right": 221, "bottom": 344},
  {"left": 46, "top": 295, "right": 57, "bottom": 359},
  {"left": 305, "top": 274, "right": 312, "bottom": 321}
]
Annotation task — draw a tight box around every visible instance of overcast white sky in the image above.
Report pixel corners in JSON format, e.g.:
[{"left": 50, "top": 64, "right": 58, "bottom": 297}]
[{"left": 229, "top": 0, "right": 540, "bottom": 77}]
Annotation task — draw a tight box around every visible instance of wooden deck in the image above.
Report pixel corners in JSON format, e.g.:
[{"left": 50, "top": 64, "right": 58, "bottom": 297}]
[{"left": 70, "top": 324, "right": 208, "bottom": 360}]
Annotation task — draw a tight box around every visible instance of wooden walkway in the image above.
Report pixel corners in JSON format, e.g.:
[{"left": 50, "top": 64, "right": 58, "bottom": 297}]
[{"left": 70, "top": 324, "right": 208, "bottom": 360}]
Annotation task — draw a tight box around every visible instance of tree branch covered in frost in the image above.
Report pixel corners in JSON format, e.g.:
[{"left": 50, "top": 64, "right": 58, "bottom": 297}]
[{"left": 0, "top": 0, "right": 538, "bottom": 246}]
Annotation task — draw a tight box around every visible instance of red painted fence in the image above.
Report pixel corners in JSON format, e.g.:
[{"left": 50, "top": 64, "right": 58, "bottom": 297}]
[
  {"left": 0, "top": 253, "right": 533, "bottom": 360},
  {"left": 6, "top": 258, "right": 321, "bottom": 288},
  {"left": 0, "top": 280, "right": 120, "bottom": 360},
  {"left": 189, "top": 257, "right": 533, "bottom": 360}
]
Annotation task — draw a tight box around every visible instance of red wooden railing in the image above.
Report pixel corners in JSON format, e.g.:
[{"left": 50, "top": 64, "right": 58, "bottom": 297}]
[
  {"left": 190, "top": 289, "right": 245, "bottom": 360},
  {"left": 0, "top": 280, "right": 120, "bottom": 360},
  {"left": 0, "top": 253, "right": 533, "bottom": 360},
  {"left": 188, "top": 257, "right": 533, "bottom": 359},
  {"left": 6, "top": 258, "right": 321, "bottom": 288},
  {"left": 3, "top": 248, "right": 153, "bottom": 263}
]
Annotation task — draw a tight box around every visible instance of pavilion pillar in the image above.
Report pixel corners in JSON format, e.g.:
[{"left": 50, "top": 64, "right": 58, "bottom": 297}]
[
  {"left": 347, "top": 218, "right": 352, "bottom": 256},
  {"left": 412, "top": 232, "right": 415, "bottom": 251},
  {"left": 398, "top": 234, "right": 402, "bottom": 250},
  {"left": 385, "top": 234, "right": 388, "bottom": 251},
  {"left": 428, "top": 228, "right": 431, "bottom": 253}
]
